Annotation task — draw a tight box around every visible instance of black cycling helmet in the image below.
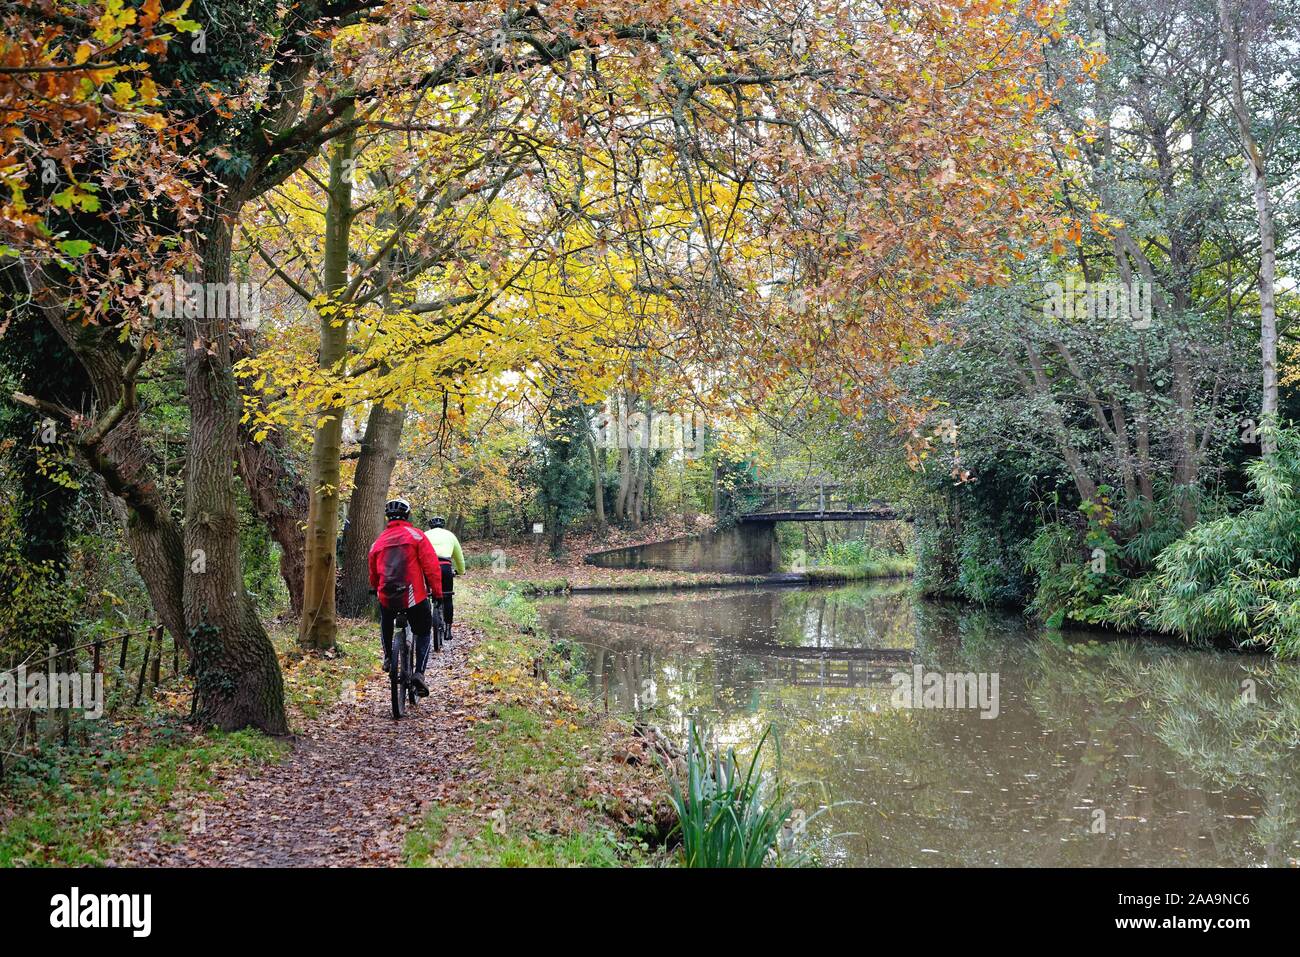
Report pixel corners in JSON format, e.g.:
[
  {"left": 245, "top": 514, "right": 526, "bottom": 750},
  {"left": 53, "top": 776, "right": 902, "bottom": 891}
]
[
  {"left": 384, "top": 498, "right": 412, "bottom": 522},
  {"left": 429, "top": 516, "right": 446, "bottom": 529}
]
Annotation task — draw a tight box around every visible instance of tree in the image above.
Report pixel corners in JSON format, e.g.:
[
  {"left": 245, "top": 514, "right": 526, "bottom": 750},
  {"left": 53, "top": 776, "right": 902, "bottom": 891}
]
[
  {"left": 8, "top": 0, "right": 1085, "bottom": 727},
  {"left": 1038, "top": 0, "right": 1284, "bottom": 528},
  {"left": 4, "top": 0, "right": 203, "bottom": 657},
  {"left": 6, "top": 0, "right": 360, "bottom": 731},
  {"left": 298, "top": 119, "right": 357, "bottom": 649},
  {"left": 1218, "top": 0, "right": 1288, "bottom": 453},
  {"left": 529, "top": 398, "right": 592, "bottom": 556}
]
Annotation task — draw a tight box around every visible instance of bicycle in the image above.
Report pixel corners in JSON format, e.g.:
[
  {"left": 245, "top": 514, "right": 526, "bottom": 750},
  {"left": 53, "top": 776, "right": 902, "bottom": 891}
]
[
  {"left": 432, "top": 602, "right": 449, "bottom": 654},
  {"left": 433, "top": 560, "right": 455, "bottom": 653},
  {"left": 389, "top": 610, "right": 419, "bottom": 720}
]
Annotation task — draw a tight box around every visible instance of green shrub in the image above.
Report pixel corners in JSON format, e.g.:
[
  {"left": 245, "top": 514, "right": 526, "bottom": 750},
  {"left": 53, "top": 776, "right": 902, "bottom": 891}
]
[
  {"left": 955, "top": 516, "right": 1026, "bottom": 606},
  {"left": 1021, "top": 520, "right": 1118, "bottom": 627},
  {"left": 0, "top": 505, "right": 76, "bottom": 657},
  {"left": 912, "top": 511, "right": 960, "bottom": 598},
  {"left": 464, "top": 551, "right": 510, "bottom": 571},
  {"left": 821, "top": 538, "right": 870, "bottom": 566},
  {"left": 1100, "top": 425, "right": 1300, "bottom": 658}
]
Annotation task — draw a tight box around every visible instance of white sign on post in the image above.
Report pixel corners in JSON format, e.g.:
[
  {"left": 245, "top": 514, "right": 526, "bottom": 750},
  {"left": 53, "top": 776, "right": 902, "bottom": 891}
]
[{"left": 532, "top": 523, "right": 544, "bottom": 534}]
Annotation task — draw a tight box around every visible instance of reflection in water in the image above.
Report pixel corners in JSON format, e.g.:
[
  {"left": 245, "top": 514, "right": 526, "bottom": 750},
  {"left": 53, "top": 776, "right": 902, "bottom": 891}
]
[{"left": 540, "top": 583, "right": 1300, "bottom": 867}]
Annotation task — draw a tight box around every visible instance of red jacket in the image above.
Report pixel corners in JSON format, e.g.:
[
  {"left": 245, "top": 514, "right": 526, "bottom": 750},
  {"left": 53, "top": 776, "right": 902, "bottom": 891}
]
[{"left": 368, "top": 520, "right": 443, "bottom": 610}]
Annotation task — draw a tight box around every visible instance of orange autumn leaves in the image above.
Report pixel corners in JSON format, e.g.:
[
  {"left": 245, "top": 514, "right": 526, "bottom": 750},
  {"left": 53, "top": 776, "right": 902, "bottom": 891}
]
[
  {"left": 2, "top": 0, "right": 205, "bottom": 337},
  {"left": 237, "top": 0, "right": 1091, "bottom": 445}
]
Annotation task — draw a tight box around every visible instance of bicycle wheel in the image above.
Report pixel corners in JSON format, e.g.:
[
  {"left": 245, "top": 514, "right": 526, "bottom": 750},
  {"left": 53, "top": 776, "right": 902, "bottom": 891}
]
[{"left": 390, "top": 627, "right": 408, "bottom": 719}]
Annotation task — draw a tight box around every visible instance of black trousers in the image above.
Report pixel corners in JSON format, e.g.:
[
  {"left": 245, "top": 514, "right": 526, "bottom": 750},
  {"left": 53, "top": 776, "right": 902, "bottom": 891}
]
[
  {"left": 439, "top": 560, "right": 455, "bottom": 627},
  {"left": 380, "top": 597, "right": 437, "bottom": 672}
]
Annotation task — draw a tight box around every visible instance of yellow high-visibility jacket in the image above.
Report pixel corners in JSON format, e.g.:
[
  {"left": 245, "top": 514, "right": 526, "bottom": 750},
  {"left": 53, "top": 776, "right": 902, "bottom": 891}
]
[{"left": 424, "top": 526, "right": 465, "bottom": 575}]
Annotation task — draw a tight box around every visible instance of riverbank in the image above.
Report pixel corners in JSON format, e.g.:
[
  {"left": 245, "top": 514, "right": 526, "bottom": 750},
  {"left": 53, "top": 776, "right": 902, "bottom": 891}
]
[
  {"left": 467, "top": 537, "right": 914, "bottom": 595},
  {"left": 402, "top": 584, "right": 673, "bottom": 865},
  {"left": 0, "top": 588, "right": 672, "bottom": 867}
]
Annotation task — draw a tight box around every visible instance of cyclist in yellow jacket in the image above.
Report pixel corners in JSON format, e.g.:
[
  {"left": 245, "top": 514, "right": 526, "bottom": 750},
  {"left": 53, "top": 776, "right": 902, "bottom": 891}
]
[{"left": 424, "top": 517, "right": 464, "bottom": 640}]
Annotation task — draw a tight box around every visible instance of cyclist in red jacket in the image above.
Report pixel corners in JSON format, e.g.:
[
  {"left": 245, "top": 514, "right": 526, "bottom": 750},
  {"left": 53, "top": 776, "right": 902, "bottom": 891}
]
[{"left": 368, "top": 498, "right": 443, "bottom": 696}]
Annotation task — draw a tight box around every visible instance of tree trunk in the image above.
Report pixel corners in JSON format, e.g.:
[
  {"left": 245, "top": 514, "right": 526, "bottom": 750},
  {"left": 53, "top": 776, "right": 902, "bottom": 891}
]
[
  {"left": 615, "top": 444, "right": 632, "bottom": 523},
  {"left": 585, "top": 424, "right": 606, "bottom": 534},
  {"left": 626, "top": 451, "right": 640, "bottom": 528},
  {"left": 236, "top": 420, "right": 308, "bottom": 616},
  {"left": 1220, "top": 0, "right": 1278, "bottom": 453},
  {"left": 1020, "top": 341, "right": 1099, "bottom": 505},
  {"left": 548, "top": 505, "right": 564, "bottom": 555},
  {"left": 628, "top": 451, "right": 647, "bottom": 528},
  {"left": 298, "top": 120, "right": 356, "bottom": 650},
  {"left": 712, "top": 456, "right": 719, "bottom": 518},
  {"left": 184, "top": 202, "right": 287, "bottom": 734},
  {"left": 338, "top": 400, "right": 407, "bottom": 617}
]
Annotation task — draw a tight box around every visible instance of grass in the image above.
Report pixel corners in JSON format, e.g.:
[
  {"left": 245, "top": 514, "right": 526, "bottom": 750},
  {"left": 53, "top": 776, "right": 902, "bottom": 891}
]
[
  {"left": 271, "top": 620, "right": 384, "bottom": 719},
  {"left": 406, "top": 802, "right": 636, "bottom": 867},
  {"left": 508, "top": 577, "right": 574, "bottom": 595},
  {"left": 802, "top": 556, "right": 915, "bottom": 581},
  {"left": 404, "top": 582, "right": 669, "bottom": 867},
  {"left": 0, "top": 620, "right": 380, "bottom": 866},
  {"left": 571, "top": 571, "right": 772, "bottom": 591},
  {"left": 2, "top": 590, "right": 668, "bottom": 868},
  {"left": 0, "top": 719, "right": 282, "bottom": 866}
]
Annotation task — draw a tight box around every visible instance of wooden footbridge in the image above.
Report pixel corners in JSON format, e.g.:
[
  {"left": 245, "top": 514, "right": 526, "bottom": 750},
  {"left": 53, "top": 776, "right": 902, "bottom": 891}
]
[
  {"left": 737, "top": 481, "right": 904, "bottom": 523},
  {"left": 586, "top": 479, "right": 907, "bottom": 574}
]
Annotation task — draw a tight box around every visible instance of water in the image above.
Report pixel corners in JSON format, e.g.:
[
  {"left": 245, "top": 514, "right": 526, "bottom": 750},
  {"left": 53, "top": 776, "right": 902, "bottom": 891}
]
[{"left": 540, "top": 581, "right": 1300, "bottom": 867}]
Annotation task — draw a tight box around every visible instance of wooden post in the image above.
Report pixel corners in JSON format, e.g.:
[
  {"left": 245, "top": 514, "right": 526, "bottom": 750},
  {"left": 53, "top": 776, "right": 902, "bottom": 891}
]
[
  {"left": 59, "top": 646, "right": 70, "bottom": 746},
  {"left": 118, "top": 633, "right": 130, "bottom": 671},
  {"left": 133, "top": 627, "right": 154, "bottom": 706},
  {"left": 172, "top": 632, "right": 180, "bottom": 676},
  {"left": 93, "top": 640, "right": 103, "bottom": 676},
  {"left": 151, "top": 626, "right": 162, "bottom": 687}
]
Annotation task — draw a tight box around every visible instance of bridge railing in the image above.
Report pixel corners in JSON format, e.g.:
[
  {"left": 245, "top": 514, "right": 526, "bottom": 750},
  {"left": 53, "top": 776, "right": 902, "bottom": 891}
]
[{"left": 745, "top": 481, "right": 888, "bottom": 515}]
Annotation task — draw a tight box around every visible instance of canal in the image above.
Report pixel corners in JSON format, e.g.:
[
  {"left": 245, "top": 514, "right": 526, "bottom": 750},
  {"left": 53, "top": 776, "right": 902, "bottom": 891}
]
[{"left": 540, "top": 581, "right": 1300, "bottom": 866}]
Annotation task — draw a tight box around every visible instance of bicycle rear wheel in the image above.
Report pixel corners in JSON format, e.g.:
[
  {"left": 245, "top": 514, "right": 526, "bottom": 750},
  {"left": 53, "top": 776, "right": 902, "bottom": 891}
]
[{"left": 390, "top": 627, "right": 408, "bottom": 719}]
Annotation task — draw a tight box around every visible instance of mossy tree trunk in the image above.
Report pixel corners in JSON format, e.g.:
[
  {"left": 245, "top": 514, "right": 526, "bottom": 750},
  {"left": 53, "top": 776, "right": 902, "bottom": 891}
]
[{"left": 299, "top": 117, "right": 356, "bottom": 650}]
